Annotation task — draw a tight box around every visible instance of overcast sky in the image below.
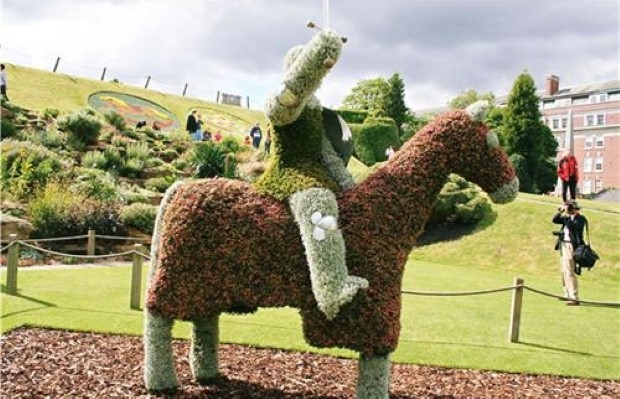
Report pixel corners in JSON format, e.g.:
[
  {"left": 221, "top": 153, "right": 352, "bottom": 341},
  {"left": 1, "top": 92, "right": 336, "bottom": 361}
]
[{"left": 1, "top": 0, "right": 618, "bottom": 112}]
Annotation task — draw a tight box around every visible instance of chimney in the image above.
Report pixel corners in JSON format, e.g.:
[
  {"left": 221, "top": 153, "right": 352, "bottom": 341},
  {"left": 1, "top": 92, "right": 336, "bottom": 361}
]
[{"left": 546, "top": 74, "right": 560, "bottom": 96}]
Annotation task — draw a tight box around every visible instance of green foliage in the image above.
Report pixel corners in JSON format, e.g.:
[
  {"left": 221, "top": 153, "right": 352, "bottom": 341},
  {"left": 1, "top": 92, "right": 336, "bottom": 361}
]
[
  {"left": 120, "top": 203, "right": 157, "bottom": 233},
  {"left": 189, "top": 141, "right": 237, "bottom": 178},
  {"left": 119, "top": 157, "right": 145, "bottom": 178},
  {"left": 508, "top": 153, "right": 531, "bottom": 193},
  {"left": 29, "top": 183, "right": 126, "bottom": 238},
  {"left": 171, "top": 158, "right": 189, "bottom": 171},
  {"left": 144, "top": 157, "right": 165, "bottom": 168},
  {"left": 41, "top": 107, "right": 60, "bottom": 120},
  {"left": 144, "top": 176, "right": 176, "bottom": 193},
  {"left": 1, "top": 119, "right": 17, "bottom": 139},
  {"left": 58, "top": 110, "right": 102, "bottom": 150},
  {"left": 335, "top": 109, "right": 369, "bottom": 124},
  {"left": 350, "top": 117, "right": 400, "bottom": 166},
  {"left": 343, "top": 77, "right": 390, "bottom": 113},
  {"left": 385, "top": 73, "right": 410, "bottom": 132},
  {"left": 104, "top": 111, "right": 127, "bottom": 132},
  {"left": 103, "top": 146, "right": 123, "bottom": 170},
  {"left": 503, "top": 71, "right": 557, "bottom": 193},
  {"left": 0, "top": 140, "right": 64, "bottom": 200},
  {"left": 125, "top": 141, "right": 150, "bottom": 161},
  {"left": 219, "top": 136, "right": 241, "bottom": 154},
  {"left": 448, "top": 89, "right": 495, "bottom": 109},
  {"left": 429, "top": 174, "right": 492, "bottom": 225},
  {"left": 30, "top": 128, "right": 66, "bottom": 148},
  {"left": 81, "top": 150, "right": 108, "bottom": 169},
  {"left": 70, "top": 168, "right": 120, "bottom": 202}
]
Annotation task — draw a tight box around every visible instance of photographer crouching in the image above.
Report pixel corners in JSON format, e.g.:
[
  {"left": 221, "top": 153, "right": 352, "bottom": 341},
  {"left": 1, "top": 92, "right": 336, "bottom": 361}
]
[{"left": 552, "top": 200, "right": 587, "bottom": 306}]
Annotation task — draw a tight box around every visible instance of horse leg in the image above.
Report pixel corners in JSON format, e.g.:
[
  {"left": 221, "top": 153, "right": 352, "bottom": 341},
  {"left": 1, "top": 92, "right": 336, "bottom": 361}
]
[
  {"left": 356, "top": 353, "right": 391, "bottom": 399},
  {"left": 144, "top": 309, "right": 178, "bottom": 394},
  {"left": 190, "top": 315, "right": 220, "bottom": 384}
]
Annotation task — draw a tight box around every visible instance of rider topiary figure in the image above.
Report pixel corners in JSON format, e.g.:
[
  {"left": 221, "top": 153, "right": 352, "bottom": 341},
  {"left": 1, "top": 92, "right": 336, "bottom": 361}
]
[{"left": 254, "top": 24, "right": 368, "bottom": 320}]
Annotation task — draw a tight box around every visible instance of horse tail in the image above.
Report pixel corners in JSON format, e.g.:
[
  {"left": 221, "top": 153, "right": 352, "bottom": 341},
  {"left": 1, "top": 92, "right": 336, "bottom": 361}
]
[{"left": 146, "top": 181, "right": 184, "bottom": 283}]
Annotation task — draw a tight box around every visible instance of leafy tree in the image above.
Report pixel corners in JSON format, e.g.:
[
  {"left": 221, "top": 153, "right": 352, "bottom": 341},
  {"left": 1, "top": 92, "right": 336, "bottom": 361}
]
[
  {"left": 503, "top": 71, "right": 557, "bottom": 193},
  {"left": 343, "top": 77, "right": 390, "bottom": 112},
  {"left": 400, "top": 112, "right": 432, "bottom": 143},
  {"left": 385, "top": 73, "right": 410, "bottom": 133},
  {"left": 448, "top": 89, "right": 495, "bottom": 109}
]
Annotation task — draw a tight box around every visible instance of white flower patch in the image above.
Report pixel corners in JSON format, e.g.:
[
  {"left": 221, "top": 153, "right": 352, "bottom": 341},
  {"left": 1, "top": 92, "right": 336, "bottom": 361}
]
[
  {"left": 486, "top": 130, "right": 500, "bottom": 148},
  {"left": 465, "top": 100, "right": 490, "bottom": 122}
]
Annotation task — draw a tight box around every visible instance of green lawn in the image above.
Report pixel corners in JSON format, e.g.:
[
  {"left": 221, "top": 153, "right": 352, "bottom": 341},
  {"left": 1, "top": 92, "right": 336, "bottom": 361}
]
[{"left": 2, "top": 257, "right": 618, "bottom": 380}]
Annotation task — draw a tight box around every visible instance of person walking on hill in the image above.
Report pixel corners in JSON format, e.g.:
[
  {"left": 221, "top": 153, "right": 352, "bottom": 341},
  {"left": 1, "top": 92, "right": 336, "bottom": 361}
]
[
  {"left": 557, "top": 151, "right": 578, "bottom": 202},
  {"left": 0, "top": 64, "right": 9, "bottom": 102},
  {"left": 249, "top": 123, "right": 262, "bottom": 149},
  {"left": 186, "top": 110, "right": 199, "bottom": 140},
  {"left": 552, "top": 200, "right": 587, "bottom": 306}
]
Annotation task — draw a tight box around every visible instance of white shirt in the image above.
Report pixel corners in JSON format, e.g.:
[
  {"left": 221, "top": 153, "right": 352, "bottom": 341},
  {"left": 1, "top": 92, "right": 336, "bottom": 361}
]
[
  {"left": 563, "top": 214, "right": 576, "bottom": 242},
  {"left": 0, "top": 70, "right": 7, "bottom": 87}
]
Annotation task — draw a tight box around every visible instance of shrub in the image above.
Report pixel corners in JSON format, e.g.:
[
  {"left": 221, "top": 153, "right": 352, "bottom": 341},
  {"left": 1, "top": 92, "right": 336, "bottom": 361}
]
[
  {"left": 120, "top": 203, "right": 157, "bottom": 233},
  {"left": 429, "top": 174, "right": 492, "bottom": 225},
  {"left": 158, "top": 148, "right": 179, "bottom": 162},
  {"left": 220, "top": 136, "right": 241, "bottom": 153},
  {"left": 145, "top": 176, "right": 176, "bottom": 193},
  {"left": 168, "top": 130, "right": 192, "bottom": 152},
  {"left": 41, "top": 108, "right": 60, "bottom": 120},
  {"left": 144, "top": 157, "right": 165, "bottom": 168},
  {"left": 350, "top": 117, "right": 400, "bottom": 166},
  {"left": 29, "top": 183, "right": 126, "bottom": 238},
  {"left": 30, "top": 128, "right": 66, "bottom": 148},
  {"left": 335, "top": 108, "right": 369, "bottom": 124},
  {"left": 82, "top": 150, "right": 108, "bottom": 169},
  {"left": 1, "top": 119, "right": 17, "bottom": 139},
  {"left": 189, "top": 141, "right": 237, "bottom": 179},
  {"left": 171, "top": 158, "right": 189, "bottom": 171},
  {"left": 126, "top": 141, "right": 150, "bottom": 161},
  {"left": 58, "top": 111, "right": 102, "bottom": 150},
  {"left": 70, "top": 168, "right": 120, "bottom": 202},
  {"left": 104, "top": 112, "right": 127, "bottom": 132},
  {"left": 0, "top": 140, "right": 65, "bottom": 200},
  {"left": 119, "top": 157, "right": 145, "bottom": 178},
  {"left": 103, "top": 146, "right": 123, "bottom": 170}
]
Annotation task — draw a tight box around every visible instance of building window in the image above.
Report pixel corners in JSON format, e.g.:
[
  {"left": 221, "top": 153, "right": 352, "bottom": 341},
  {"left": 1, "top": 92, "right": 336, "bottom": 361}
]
[
  {"left": 585, "top": 114, "right": 605, "bottom": 126},
  {"left": 589, "top": 95, "right": 597, "bottom": 103},
  {"left": 595, "top": 157, "right": 603, "bottom": 172},
  {"left": 599, "top": 93, "right": 608, "bottom": 102},
  {"left": 561, "top": 118, "right": 568, "bottom": 128},
  {"left": 595, "top": 136, "right": 604, "bottom": 148},
  {"left": 582, "top": 180, "right": 592, "bottom": 194},
  {"left": 585, "top": 136, "right": 594, "bottom": 149},
  {"left": 583, "top": 157, "right": 593, "bottom": 172},
  {"left": 595, "top": 179, "right": 603, "bottom": 192},
  {"left": 552, "top": 119, "right": 560, "bottom": 129}
]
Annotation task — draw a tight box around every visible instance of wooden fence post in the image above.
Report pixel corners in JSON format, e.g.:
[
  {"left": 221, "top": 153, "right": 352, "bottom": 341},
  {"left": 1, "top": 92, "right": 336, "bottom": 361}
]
[
  {"left": 100, "top": 67, "right": 107, "bottom": 81},
  {"left": 87, "top": 229, "right": 96, "bottom": 257},
  {"left": 6, "top": 234, "right": 20, "bottom": 295},
  {"left": 509, "top": 277, "right": 524, "bottom": 343},
  {"left": 182, "top": 83, "right": 188, "bottom": 96},
  {"left": 52, "top": 57, "right": 61, "bottom": 72},
  {"left": 144, "top": 75, "right": 151, "bottom": 89},
  {"left": 130, "top": 244, "right": 145, "bottom": 310}
]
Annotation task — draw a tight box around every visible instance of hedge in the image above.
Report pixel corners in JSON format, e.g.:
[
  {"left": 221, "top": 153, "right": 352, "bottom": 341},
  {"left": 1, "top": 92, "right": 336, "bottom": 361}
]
[{"left": 350, "top": 117, "right": 400, "bottom": 166}]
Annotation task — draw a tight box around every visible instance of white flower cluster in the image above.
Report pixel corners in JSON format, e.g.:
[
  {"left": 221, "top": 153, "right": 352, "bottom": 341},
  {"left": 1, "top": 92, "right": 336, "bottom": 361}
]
[
  {"left": 488, "top": 176, "right": 519, "bottom": 204},
  {"left": 486, "top": 130, "right": 500, "bottom": 148}
]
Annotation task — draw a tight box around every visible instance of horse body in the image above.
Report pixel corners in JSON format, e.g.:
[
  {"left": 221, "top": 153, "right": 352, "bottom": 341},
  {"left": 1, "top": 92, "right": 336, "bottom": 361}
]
[{"left": 144, "top": 110, "right": 518, "bottom": 396}]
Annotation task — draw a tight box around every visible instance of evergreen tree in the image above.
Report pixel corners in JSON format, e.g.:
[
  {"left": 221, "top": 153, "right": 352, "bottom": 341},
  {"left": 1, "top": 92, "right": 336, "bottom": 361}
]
[
  {"left": 385, "top": 73, "right": 410, "bottom": 133},
  {"left": 503, "top": 71, "right": 557, "bottom": 193}
]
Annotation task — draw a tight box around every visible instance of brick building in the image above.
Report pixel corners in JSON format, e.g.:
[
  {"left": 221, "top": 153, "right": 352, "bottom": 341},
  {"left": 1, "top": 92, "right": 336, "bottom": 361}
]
[{"left": 539, "top": 76, "right": 620, "bottom": 195}]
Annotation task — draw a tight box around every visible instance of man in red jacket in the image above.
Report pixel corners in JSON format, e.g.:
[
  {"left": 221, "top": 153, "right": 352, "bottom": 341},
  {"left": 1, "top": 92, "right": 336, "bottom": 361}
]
[{"left": 557, "top": 151, "right": 578, "bottom": 202}]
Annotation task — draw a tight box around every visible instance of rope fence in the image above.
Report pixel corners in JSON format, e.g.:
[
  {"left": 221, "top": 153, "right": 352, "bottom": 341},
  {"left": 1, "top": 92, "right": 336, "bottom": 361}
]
[{"left": 1, "top": 233, "right": 618, "bottom": 340}]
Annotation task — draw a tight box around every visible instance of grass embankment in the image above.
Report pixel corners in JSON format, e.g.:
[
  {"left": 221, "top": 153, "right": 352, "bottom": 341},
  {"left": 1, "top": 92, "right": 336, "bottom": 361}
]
[
  {"left": 2, "top": 197, "right": 619, "bottom": 380},
  {"left": 6, "top": 63, "right": 267, "bottom": 135}
]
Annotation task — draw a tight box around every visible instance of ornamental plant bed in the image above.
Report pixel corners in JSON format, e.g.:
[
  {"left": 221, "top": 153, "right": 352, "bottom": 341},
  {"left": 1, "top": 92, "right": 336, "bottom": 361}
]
[{"left": 1, "top": 328, "right": 618, "bottom": 398}]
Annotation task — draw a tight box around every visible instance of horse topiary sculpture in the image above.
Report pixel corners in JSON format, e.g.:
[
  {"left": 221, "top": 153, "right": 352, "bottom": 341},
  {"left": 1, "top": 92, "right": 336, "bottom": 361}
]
[{"left": 143, "top": 104, "right": 518, "bottom": 398}]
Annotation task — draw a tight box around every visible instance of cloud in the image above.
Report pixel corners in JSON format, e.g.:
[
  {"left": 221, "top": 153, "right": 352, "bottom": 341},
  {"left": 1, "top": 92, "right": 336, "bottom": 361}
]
[{"left": 2, "top": 0, "right": 618, "bottom": 111}]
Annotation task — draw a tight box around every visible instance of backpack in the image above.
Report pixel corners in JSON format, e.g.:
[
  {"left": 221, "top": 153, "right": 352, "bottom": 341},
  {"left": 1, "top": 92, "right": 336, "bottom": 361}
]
[{"left": 573, "top": 219, "right": 600, "bottom": 275}]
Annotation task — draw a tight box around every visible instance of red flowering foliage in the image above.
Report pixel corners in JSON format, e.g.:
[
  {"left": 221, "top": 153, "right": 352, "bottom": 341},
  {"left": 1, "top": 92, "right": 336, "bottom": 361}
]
[{"left": 146, "top": 110, "right": 516, "bottom": 357}]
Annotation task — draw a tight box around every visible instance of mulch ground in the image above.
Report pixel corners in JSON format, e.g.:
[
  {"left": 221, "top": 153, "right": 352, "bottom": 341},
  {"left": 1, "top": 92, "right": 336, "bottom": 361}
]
[{"left": 1, "top": 328, "right": 618, "bottom": 398}]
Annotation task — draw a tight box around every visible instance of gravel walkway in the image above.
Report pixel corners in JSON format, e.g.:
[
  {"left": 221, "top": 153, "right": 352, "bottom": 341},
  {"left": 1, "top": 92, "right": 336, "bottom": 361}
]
[{"left": 1, "top": 328, "right": 618, "bottom": 398}]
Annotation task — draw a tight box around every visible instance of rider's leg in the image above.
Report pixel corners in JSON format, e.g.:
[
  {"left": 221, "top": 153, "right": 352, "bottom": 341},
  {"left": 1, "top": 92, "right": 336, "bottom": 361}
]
[{"left": 290, "top": 188, "right": 368, "bottom": 320}]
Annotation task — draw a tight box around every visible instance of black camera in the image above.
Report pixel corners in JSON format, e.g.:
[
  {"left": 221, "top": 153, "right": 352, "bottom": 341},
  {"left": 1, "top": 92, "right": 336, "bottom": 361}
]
[{"left": 552, "top": 231, "right": 562, "bottom": 236}]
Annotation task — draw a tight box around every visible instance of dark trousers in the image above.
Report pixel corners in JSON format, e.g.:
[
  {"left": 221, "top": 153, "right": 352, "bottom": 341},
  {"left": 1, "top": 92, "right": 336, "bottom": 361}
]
[{"left": 561, "top": 177, "right": 577, "bottom": 202}]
